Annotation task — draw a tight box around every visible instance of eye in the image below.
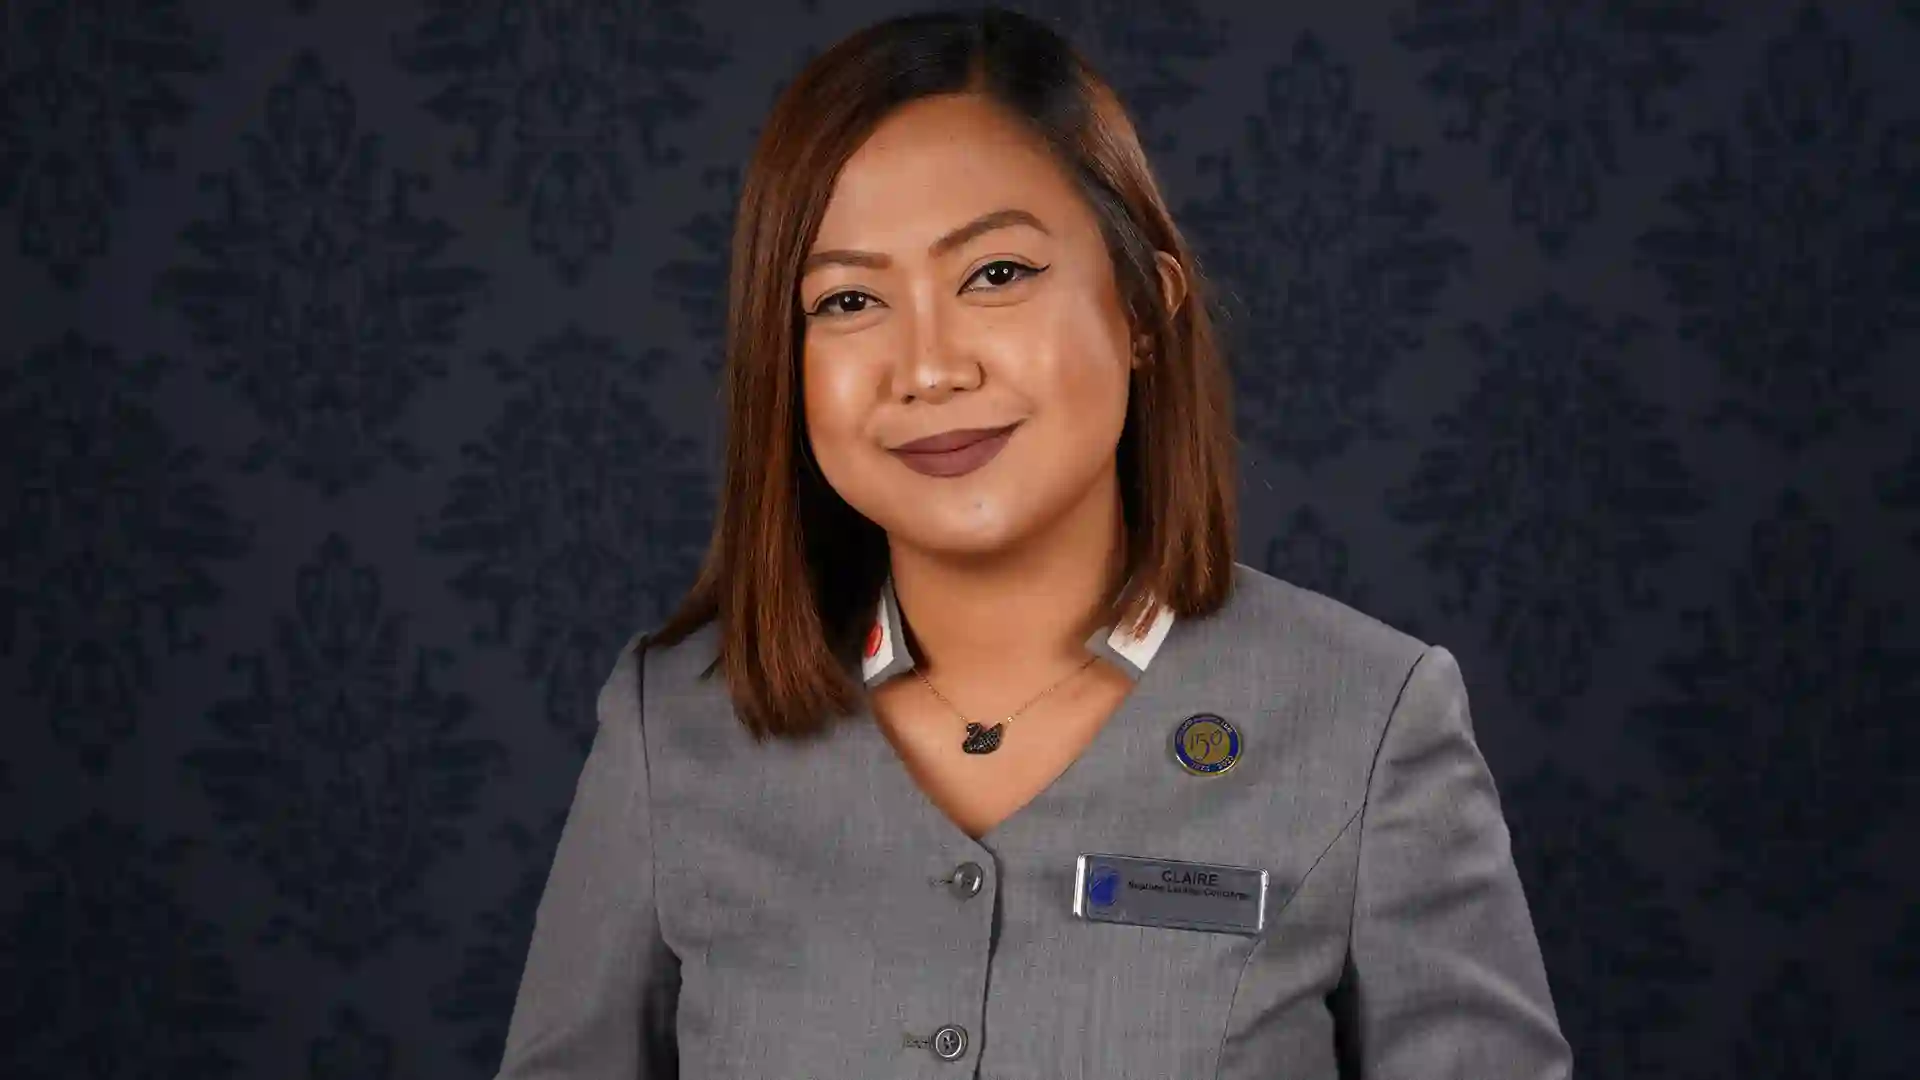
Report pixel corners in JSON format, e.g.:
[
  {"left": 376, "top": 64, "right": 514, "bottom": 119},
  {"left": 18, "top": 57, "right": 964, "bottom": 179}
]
[
  {"left": 964, "top": 260, "right": 1049, "bottom": 292},
  {"left": 806, "top": 290, "right": 882, "bottom": 318}
]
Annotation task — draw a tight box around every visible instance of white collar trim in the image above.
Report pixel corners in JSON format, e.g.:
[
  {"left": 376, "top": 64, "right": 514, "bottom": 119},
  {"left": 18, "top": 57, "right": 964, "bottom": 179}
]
[{"left": 859, "top": 576, "right": 1176, "bottom": 687}]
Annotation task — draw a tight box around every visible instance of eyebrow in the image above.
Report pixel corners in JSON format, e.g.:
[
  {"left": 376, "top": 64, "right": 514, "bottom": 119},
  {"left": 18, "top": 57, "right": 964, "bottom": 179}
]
[{"left": 800, "top": 208, "right": 1051, "bottom": 276}]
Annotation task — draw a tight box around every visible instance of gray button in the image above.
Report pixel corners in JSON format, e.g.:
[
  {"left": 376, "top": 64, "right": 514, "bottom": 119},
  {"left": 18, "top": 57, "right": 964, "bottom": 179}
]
[
  {"left": 949, "top": 862, "right": 985, "bottom": 899},
  {"left": 930, "top": 1024, "right": 968, "bottom": 1061}
]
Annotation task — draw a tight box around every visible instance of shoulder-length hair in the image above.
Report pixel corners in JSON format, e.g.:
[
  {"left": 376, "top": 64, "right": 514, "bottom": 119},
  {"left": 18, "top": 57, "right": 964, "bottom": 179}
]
[{"left": 653, "top": 5, "right": 1237, "bottom": 739}]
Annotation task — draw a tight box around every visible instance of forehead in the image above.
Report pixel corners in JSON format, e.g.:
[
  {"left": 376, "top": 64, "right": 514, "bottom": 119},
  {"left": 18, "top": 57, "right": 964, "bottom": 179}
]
[{"left": 814, "top": 94, "right": 1085, "bottom": 243}]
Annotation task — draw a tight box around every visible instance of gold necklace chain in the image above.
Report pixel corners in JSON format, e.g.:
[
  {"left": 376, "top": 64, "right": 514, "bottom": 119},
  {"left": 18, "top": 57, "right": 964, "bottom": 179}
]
[{"left": 915, "top": 653, "right": 1098, "bottom": 732}]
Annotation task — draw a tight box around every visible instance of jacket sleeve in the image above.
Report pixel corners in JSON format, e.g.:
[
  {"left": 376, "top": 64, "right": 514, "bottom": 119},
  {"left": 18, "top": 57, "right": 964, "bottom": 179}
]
[
  {"left": 1334, "top": 645, "right": 1572, "bottom": 1078},
  {"left": 495, "top": 635, "right": 679, "bottom": 1078}
]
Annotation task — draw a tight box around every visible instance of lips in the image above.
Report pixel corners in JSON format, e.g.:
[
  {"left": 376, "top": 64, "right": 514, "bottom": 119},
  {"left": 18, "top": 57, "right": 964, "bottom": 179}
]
[{"left": 889, "top": 423, "right": 1020, "bottom": 478}]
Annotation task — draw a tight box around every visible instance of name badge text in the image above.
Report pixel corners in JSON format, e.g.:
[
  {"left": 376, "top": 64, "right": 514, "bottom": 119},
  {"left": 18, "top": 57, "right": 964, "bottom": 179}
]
[{"left": 1072, "top": 853, "right": 1268, "bottom": 936}]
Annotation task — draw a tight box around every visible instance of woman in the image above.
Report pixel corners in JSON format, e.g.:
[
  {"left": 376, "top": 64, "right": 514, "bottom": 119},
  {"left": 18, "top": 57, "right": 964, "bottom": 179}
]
[{"left": 496, "top": 8, "right": 1571, "bottom": 1078}]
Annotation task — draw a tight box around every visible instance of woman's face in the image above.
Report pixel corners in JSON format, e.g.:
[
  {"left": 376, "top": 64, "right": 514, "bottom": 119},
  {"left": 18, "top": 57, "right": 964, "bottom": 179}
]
[{"left": 800, "top": 93, "right": 1139, "bottom": 560}]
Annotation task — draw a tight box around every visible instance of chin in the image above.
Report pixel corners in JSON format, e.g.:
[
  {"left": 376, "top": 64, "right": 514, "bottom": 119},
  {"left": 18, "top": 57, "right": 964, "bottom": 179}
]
[
  {"left": 904, "top": 531, "right": 1029, "bottom": 561},
  {"left": 874, "top": 498, "right": 1036, "bottom": 560}
]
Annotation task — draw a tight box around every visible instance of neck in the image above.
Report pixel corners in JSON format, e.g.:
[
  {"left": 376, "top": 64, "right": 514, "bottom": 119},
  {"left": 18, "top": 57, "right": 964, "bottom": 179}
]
[{"left": 888, "top": 474, "right": 1127, "bottom": 684}]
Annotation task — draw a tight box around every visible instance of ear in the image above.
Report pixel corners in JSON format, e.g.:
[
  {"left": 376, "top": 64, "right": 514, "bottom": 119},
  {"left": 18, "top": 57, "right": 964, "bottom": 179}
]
[
  {"left": 1153, "top": 250, "right": 1188, "bottom": 315},
  {"left": 1131, "top": 251, "right": 1188, "bottom": 369}
]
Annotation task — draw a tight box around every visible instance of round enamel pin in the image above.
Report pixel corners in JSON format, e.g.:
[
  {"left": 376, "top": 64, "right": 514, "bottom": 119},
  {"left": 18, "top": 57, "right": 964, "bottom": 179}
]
[{"left": 1172, "top": 713, "right": 1241, "bottom": 775}]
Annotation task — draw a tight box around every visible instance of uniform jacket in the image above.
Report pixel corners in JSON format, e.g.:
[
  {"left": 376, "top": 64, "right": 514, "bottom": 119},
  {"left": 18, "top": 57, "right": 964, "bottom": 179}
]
[{"left": 495, "top": 563, "right": 1573, "bottom": 1078}]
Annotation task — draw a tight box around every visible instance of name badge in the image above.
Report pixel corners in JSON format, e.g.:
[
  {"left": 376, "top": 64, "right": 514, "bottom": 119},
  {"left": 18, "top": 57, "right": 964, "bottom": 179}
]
[{"left": 1072, "top": 853, "right": 1268, "bottom": 936}]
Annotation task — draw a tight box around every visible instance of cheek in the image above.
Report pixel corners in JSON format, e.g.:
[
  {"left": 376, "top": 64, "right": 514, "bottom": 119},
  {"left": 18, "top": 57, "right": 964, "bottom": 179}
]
[
  {"left": 1027, "top": 303, "right": 1133, "bottom": 432},
  {"left": 802, "top": 342, "right": 891, "bottom": 505},
  {"left": 1048, "top": 370, "right": 1130, "bottom": 472},
  {"left": 802, "top": 345, "right": 868, "bottom": 444}
]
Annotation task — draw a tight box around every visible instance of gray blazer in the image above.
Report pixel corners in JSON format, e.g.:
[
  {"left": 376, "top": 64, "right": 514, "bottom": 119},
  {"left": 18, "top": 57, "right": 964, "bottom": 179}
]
[{"left": 495, "top": 563, "right": 1572, "bottom": 1078}]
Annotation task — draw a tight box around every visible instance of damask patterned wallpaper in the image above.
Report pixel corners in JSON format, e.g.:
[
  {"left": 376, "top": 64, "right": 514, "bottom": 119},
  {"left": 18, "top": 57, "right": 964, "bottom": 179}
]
[{"left": 2, "top": 1, "right": 1915, "bottom": 1076}]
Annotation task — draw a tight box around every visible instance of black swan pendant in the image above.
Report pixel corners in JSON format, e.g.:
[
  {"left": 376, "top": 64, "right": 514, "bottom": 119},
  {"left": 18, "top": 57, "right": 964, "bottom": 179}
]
[{"left": 961, "top": 721, "right": 1006, "bottom": 754}]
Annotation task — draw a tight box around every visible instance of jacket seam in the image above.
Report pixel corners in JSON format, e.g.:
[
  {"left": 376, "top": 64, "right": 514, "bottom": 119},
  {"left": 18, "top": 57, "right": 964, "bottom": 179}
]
[
  {"left": 633, "top": 635, "right": 664, "bottom": 962},
  {"left": 631, "top": 634, "right": 684, "bottom": 1073},
  {"left": 1342, "top": 646, "right": 1434, "bottom": 952},
  {"left": 1211, "top": 799, "right": 1366, "bottom": 1077}
]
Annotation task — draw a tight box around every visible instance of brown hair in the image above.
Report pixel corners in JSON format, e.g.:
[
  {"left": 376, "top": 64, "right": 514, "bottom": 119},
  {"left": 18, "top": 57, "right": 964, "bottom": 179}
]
[{"left": 653, "top": 6, "right": 1237, "bottom": 738}]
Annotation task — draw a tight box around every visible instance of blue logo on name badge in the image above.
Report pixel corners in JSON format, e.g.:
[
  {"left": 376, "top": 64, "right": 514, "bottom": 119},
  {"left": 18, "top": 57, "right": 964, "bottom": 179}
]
[
  {"left": 1173, "top": 713, "right": 1241, "bottom": 775},
  {"left": 1088, "top": 865, "right": 1120, "bottom": 908}
]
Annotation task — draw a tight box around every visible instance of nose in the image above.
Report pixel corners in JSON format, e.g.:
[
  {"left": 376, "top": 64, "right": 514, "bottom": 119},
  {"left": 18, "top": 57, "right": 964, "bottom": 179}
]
[{"left": 890, "top": 304, "right": 982, "bottom": 404}]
